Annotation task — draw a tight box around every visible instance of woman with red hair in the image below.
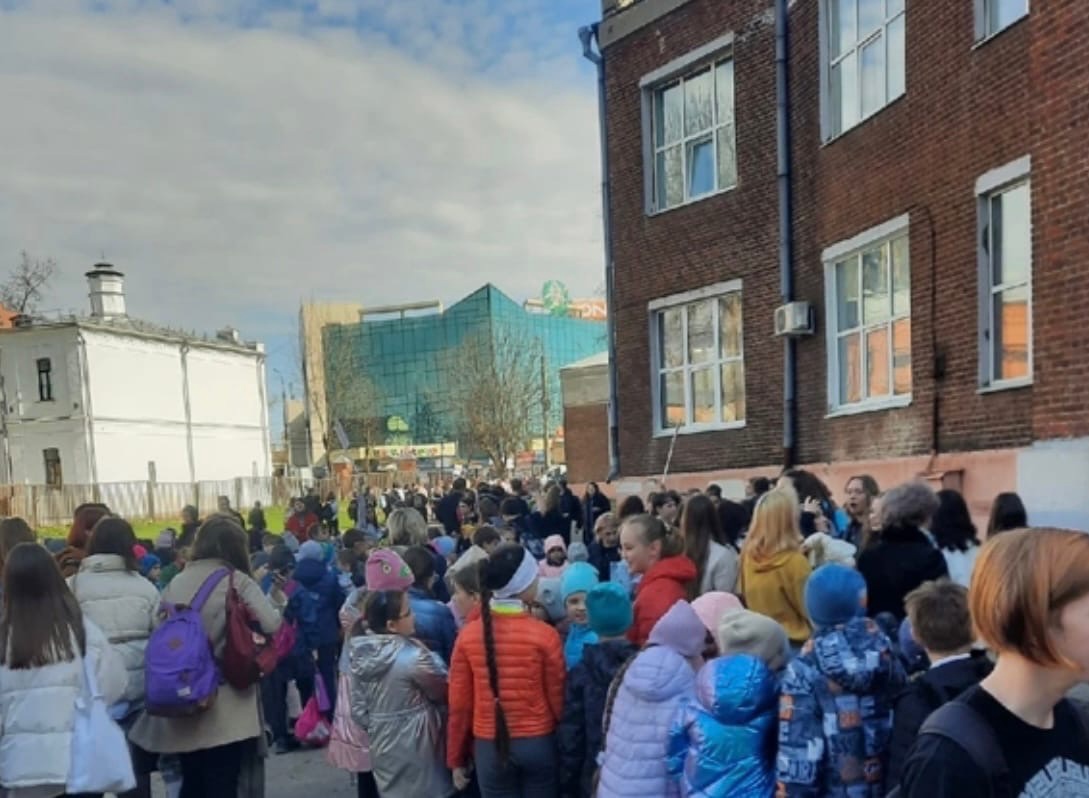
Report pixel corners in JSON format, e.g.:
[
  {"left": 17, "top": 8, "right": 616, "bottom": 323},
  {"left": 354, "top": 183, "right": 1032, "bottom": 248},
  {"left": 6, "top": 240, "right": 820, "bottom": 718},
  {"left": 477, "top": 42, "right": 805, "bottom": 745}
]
[{"left": 55, "top": 502, "right": 111, "bottom": 578}]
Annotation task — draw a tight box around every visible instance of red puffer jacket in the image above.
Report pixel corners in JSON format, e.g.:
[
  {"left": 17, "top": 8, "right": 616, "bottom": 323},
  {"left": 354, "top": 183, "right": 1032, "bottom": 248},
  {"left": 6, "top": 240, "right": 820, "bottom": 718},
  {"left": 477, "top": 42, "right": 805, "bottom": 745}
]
[
  {"left": 447, "top": 609, "right": 565, "bottom": 769},
  {"left": 628, "top": 554, "right": 698, "bottom": 646}
]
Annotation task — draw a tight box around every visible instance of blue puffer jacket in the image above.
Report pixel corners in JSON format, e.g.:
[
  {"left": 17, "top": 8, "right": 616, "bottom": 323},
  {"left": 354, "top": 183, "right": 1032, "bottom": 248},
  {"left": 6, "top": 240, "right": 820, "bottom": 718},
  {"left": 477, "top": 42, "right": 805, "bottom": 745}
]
[
  {"left": 288, "top": 558, "right": 344, "bottom": 649},
  {"left": 776, "top": 616, "right": 906, "bottom": 797},
  {"left": 406, "top": 586, "right": 457, "bottom": 665},
  {"left": 666, "top": 654, "right": 779, "bottom": 797}
]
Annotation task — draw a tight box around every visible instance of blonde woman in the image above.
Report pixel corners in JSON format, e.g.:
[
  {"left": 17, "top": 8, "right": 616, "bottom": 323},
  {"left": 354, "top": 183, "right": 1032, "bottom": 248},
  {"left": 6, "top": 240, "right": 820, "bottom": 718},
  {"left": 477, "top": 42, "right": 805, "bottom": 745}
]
[{"left": 738, "top": 489, "right": 812, "bottom": 647}]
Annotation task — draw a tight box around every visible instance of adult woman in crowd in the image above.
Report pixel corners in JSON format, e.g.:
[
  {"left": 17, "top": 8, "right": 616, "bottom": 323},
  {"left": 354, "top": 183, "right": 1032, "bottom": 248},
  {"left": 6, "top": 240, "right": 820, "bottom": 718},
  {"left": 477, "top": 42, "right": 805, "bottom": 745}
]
[
  {"left": 899, "top": 529, "right": 1089, "bottom": 796},
  {"left": 857, "top": 481, "right": 948, "bottom": 620},
  {"left": 715, "top": 499, "right": 748, "bottom": 550},
  {"left": 616, "top": 495, "right": 645, "bottom": 522},
  {"left": 843, "top": 474, "right": 880, "bottom": 549},
  {"left": 781, "top": 469, "right": 844, "bottom": 538},
  {"left": 70, "top": 516, "right": 161, "bottom": 798},
  {"left": 621, "top": 514, "right": 697, "bottom": 646},
  {"left": 0, "top": 517, "right": 36, "bottom": 603},
  {"left": 389, "top": 507, "right": 449, "bottom": 602},
  {"left": 931, "top": 489, "right": 982, "bottom": 587},
  {"left": 582, "top": 482, "right": 611, "bottom": 539},
  {"left": 530, "top": 485, "right": 570, "bottom": 547},
  {"left": 56, "top": 502, "right": 111, "bottom": 578},
  {"left": 986, "top": 492, "right": 1028, "bottom": 537},
  {"left": 681, "top": 494, "right": 739, "bottom": 598},
  {"left": 130, "top": 515, "right": 283, "bottom": 798}
]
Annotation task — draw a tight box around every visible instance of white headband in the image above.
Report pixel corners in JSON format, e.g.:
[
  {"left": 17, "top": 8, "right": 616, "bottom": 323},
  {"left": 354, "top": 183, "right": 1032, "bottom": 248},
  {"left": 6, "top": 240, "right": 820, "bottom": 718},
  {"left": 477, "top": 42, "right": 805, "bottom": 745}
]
[{"left": 494, "top": 548, "right": 538, "bottom": 600}]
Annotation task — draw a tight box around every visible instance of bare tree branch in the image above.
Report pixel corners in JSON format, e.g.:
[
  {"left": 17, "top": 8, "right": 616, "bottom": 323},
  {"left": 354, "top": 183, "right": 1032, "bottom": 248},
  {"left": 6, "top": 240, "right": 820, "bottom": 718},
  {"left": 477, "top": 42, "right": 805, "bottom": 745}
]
[
  {"left": 2, "top": 252, "right": 56, "bottom": 314},
  {"left": 322, "top": 333, "right": 384, "bottom": 468}
]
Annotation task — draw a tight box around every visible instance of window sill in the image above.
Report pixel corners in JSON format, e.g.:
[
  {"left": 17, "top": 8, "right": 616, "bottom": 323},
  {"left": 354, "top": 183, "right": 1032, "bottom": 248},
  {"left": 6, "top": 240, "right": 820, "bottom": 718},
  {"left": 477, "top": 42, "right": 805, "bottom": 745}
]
[
  {"left": 647, "top": 183, "right": 738, "bottom": 218},
  {"left": 821, "top": 92, "right": 907, "bottom": 147},
  {"left": 972, "top": 13, "right": 1028, "bottom": 51},
  {"left": 825, "top": 394, "right": 912, "bottom": 418},
  {"left": 654, "top": 420, "right": 746, "bottom": 438},
  {"left": 978, "top": 378, "right": 1032, "bottom": 395}
]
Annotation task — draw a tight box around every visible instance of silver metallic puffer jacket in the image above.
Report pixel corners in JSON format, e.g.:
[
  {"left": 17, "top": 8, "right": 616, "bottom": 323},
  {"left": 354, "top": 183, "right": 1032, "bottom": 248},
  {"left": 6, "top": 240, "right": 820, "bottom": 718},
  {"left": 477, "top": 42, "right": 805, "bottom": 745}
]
[{"left": 349, "top": 633, "right": 454, "bottom": 797}]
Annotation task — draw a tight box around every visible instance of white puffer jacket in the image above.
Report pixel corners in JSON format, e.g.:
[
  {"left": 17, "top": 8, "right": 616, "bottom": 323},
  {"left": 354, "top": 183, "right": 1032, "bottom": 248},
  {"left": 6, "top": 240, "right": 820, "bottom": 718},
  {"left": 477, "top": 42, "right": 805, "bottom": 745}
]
[
  {"left": 0, "top": 617, "right": 126, "bottom": 789},
  {"left": 69, "top": 553, "right": 160, "bottom": 704}
]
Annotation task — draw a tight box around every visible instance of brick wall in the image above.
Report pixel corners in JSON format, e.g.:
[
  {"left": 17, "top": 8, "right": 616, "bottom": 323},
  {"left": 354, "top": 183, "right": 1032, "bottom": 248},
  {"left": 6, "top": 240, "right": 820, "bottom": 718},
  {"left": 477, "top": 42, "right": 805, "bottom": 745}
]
[
  {"left": 602, "top": 0, "right": 1078, "bottom": 479},
  {"left": 564, "top": 403, "right": 610, "bottom": 485}
]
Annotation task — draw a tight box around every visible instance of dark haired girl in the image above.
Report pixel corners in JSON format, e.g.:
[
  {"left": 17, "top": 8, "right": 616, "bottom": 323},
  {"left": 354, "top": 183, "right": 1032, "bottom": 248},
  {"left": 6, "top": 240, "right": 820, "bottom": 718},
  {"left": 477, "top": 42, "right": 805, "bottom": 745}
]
[
  {"left": 447, "top": 544, "right": 566, "bottom": 797},
  {"left": 987, "top": 491, "right": 1028, "bottom": 538},
  {"left": 931, "top": 489, "right": 982, "bottom": 587},
  {"left": 681, "top": 494, "right": 739, "bottom": 598}
]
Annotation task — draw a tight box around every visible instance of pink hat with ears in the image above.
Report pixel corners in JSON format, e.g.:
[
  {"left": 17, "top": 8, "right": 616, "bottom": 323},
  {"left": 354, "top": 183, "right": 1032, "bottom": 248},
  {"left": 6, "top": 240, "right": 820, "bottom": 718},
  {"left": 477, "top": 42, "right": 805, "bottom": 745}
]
[
  {"left": 133, "top": 544, "right": 148, "bottom": 560},
  {"left": 691, "top": 591, "right": 744, "bottom": 634}
]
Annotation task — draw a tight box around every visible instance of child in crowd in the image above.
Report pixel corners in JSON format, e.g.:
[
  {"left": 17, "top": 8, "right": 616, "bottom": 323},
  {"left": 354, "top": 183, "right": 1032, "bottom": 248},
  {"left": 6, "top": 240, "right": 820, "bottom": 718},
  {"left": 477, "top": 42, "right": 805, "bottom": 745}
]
[
  {"left": 403, "top": 545, "right": 458, "bottom": 665},
  {"left": 337, "top": 550, "right": 358, "bottom": 592},
  {"left": 885, "top": 580, "right": 992, "bottom": 787},
  {"left": 540, "top": 535, "right": 570, "bottom": 578},
  {"left": 667, "top": 609, "right": 791, "bottom": 797},
  {"left": 449, "top": 560, "right": 482, "bottom": 628},
  {"left": 567, "top": 541, "right": 589, "bottom": 565},
  {"left": 139, "top": 553, "right": 162, "bottom": 586},
  {"left": 329, "top": 588, "right": 376, "bottom": 798},
  {"left": 691, "top": 591, "right": 744, "bottom": 659},
  {"left": 597, "top": 600, "right": 706, "bottom": 798},
  {"left": 431, "top": 534, "right": 458, "bottom": 567},
  {"left": 588, "top": 513, "right": 622, "bottom": 583},
  {"left": 621, "top": 514, "right": 697, "bottom": 646},
  {"left": 777, "top": 564, "right": 906, "bottom": 797},
  {"left": 158, "top": 545, "right": 188, "bottom": 589},
  {"left": 559, "top": 582, "right": 639, "bottom": 798},
  {"left": 448, "top": 525, "right": 501, "bottom": 582},
  {"left": 561, "top": 562, "right": 600, "bottom": 669},
  {"left": 287, "top": 540, "right": 345, "bottom": 717}
]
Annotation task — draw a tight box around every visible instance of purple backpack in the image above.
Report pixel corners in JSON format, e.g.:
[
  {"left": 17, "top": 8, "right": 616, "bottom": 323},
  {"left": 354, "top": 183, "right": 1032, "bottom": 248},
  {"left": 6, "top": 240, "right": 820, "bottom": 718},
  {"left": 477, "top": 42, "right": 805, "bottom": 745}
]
[{"left": 145, "top": 568, "right": 229, "bottom": 716}]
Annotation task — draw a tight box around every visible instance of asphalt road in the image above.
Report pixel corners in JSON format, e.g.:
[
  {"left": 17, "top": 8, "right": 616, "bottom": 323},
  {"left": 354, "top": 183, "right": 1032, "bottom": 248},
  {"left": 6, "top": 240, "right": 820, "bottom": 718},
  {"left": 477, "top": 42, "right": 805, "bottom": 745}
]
[{"left": 150, "top": 747, "right": 356, "bottom": 798}]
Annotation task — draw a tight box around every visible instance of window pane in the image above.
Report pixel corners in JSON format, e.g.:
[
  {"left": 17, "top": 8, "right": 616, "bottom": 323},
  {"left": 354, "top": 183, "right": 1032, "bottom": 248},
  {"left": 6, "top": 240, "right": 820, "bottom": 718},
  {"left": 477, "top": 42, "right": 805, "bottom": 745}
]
[
  {"left": 991, "top": 0, "right": 1028, "bottom": 34},
  {"left": 719, "top": 293, "right": 743, "bottom": 357},
  {"left": 656, "top": 82, "right": 683, "bottom": 146},
  {"left": 684, "top": 68, "right": 713, "bottom": 136},
  {"left": 715, "top": 61, "right": 735, "bottom": 126},
  {"left": 887, "top": 13, "right": 905, "bottom": 99},
  {"left": 862, "top": 245, "right": 890, "bottom": 323},
  {"left": 831, "top": 51, "right": 859, "bottom": 134},
  {"left": 994, "top": 182, "right": 1031, "bottom": 286},
  {"left": 860, "top": 34, "right": 885, "bottom": 118},
  {"left": 659, "top": 307, "right": 683, "bottom": 368},
  {"left": 993, "top": 285, "right": 1030, "bottom": 381},
  {"left": 687, "top": 300, "right": 714, "bottom": 364},
  {"left": 656, "top": 146, "right": 683, "bottom": 208},
  {"left": 686, "top": 136, "right": 715, "bottom": 198},
  {"left": 839, "top": 333, "right": 862, "bottom": 405},
  {"left": 866, "top": 326, "right": 890, "bottom": 397},
  {"left": 720, "top": 361, "right": 746, "bottom": 423},
  {"left": 892, "top": 235, "right": 910, "bottom": 315},
  {"left": 893, "top": 318, "right": 912, "bottom": 394},
  {"left": 830, "top": 0, "right": 856, "bottom": 59},
  {"left": 715, "top": 125, "right": 737, "bottom": 190},
  {"left": 858, "top": 0, "right": 883, "bottom": 37},
  {"left": 660, "top": 371, "right": 685, "bottom": 427},
  {"left": 836, "top": 259, "right": 860, "bottom": 331},
  {"left": 690, "top": 367, "right": 716, "bottom": 424},
  {"left": 887, "top": 0, "right": 904, "bottom": 14}
]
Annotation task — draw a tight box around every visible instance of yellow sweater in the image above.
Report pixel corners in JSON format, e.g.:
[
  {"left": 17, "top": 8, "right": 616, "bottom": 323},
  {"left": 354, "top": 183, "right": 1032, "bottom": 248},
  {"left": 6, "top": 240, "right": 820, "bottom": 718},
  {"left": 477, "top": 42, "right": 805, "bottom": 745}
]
[{"left": 739, "top": 549, "right": 812, "bottom": 644}]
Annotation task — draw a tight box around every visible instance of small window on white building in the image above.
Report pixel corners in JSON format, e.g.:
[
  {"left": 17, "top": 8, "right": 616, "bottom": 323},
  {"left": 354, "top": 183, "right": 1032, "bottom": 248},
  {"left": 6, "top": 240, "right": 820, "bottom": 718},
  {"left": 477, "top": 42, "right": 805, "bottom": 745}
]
[
  {"left": 43, "top": 448, "right": 62, "bottom": 487},
  {"left": 824, "top": 216, "right": 911, "bottom": 412},
  {"left": 36, "top": 358, "right": 53, "bottom": 402},
  {"left": 978, "top": 159, "right": 1032, "bottom": 388},
  {"left": 650, "top": 281, "right": 745, "bottom": 433},
  {"left": 823, "top": 0, "right": 906, "bottom": 139},
  {"left": 976, "top": 0, "right": 1028, "bottom": 41}
]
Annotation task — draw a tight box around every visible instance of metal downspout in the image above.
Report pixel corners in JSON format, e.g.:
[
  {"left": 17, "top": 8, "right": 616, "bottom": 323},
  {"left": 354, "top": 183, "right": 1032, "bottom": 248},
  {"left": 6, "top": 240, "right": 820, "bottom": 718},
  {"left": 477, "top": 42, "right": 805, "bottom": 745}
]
[
  {"left": 775, "top": 0, "right": 797, "bottom": 469},
  {"left": 579, "top": 22, "right": 621, "bottom": 483},
  {"left": 180, "top": 343, "right": 197, "bottom": 485},
  {"left": 75, "top": 332, "right": 100, "bottom": 486}
]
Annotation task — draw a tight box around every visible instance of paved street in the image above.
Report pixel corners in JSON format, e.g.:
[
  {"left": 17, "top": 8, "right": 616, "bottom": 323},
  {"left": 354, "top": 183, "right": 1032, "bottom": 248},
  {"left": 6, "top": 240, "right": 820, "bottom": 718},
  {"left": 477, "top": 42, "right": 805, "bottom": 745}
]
[{"left": 151, "top": 748, "right": 356, "bottom": 798}]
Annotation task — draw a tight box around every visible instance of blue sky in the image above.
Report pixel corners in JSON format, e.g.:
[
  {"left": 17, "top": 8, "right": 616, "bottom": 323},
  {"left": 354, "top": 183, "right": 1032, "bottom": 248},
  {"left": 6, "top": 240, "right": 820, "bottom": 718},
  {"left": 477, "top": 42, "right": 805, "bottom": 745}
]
[{"left": 0, "top": 0, "right": 605, "bottom": 412}]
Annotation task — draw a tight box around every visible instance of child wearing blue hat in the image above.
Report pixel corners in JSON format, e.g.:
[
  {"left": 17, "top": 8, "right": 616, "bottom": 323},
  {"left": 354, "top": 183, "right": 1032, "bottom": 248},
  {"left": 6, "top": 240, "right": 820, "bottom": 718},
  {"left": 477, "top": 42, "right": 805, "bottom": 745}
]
[{"left": 561, "top": 562, "right": 600, "bottom": 670}]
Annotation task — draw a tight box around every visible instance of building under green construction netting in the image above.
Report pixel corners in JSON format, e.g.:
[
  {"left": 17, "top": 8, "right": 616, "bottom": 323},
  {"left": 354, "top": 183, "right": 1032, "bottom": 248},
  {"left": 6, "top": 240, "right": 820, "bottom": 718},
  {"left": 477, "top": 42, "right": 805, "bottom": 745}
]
[{"left": 321, "top": 284, "right": 606, "bottom": 464}]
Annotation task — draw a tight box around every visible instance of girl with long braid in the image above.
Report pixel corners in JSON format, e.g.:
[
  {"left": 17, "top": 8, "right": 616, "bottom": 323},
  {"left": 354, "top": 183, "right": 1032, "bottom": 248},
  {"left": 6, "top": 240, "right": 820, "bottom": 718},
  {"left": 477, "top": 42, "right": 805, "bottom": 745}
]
[{"left": 447, "top": 544, "right": 566, "bottom": 797}]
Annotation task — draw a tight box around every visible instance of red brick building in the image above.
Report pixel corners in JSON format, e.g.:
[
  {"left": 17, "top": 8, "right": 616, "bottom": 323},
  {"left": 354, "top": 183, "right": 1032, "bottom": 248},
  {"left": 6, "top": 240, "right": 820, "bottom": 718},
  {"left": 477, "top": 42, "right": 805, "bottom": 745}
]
[{"left": 593, "top": 0, "right": 1089, "bottom": 527}]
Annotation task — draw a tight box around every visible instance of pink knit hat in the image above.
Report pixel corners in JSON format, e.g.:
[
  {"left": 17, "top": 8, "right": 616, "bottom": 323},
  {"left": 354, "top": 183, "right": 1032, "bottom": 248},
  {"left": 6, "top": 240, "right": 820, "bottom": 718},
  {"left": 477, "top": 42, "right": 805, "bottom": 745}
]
[
  {"left": 691, "top": 591, "right": 744, "bottom": 634},
  {"left": 544, "top": 535, "right": 566, "bottom": 554},
  {"left": 365, "top": 549, "right": 414, "bottom": 591}
]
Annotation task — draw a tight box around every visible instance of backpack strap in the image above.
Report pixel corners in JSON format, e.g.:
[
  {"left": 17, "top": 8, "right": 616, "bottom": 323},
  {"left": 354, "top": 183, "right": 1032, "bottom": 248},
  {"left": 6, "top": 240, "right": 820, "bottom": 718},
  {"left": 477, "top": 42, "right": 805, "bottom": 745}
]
[
  {"left": 189, "top": 568, "right": 230, "bottom": 613},
  {"left": 918, "top": 700, "right": 1009, "bottom": 795}
]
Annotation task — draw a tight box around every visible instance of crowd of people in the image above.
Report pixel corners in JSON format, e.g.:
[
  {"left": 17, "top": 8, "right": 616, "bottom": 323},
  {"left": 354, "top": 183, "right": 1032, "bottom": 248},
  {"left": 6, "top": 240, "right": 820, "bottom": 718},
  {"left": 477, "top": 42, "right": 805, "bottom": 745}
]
[{"left": 0, "top": 469, "right": 1085, "bottom": 798}]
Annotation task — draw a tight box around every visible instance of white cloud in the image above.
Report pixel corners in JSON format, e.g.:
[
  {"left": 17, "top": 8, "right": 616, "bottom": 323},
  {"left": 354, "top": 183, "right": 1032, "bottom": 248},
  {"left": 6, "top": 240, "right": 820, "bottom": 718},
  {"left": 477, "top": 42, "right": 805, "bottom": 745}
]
[{"left": 0, "top": 1, "right": 604, "bottom": 339}]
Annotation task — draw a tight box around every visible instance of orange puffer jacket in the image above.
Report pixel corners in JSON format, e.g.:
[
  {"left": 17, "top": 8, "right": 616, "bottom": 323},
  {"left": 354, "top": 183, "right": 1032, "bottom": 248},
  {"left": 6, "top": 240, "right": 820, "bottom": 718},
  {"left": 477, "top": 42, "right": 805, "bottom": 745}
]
[{"left": 447, "top": 609, "right": 566, "bottom": 769}]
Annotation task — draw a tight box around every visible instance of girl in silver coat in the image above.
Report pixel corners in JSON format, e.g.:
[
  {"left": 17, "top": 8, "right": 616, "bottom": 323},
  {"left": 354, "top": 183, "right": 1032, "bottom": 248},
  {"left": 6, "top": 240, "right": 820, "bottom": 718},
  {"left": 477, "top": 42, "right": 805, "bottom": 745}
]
[{"left": 349, "top": 589, "right": 455, "bottom": 798}]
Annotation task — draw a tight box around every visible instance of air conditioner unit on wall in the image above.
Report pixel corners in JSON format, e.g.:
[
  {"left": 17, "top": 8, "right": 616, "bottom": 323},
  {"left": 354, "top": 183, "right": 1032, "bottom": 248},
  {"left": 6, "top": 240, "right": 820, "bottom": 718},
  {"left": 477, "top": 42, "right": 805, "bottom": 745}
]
[{"left": 774, "top": 301, "right": 815, "bottom": 337}]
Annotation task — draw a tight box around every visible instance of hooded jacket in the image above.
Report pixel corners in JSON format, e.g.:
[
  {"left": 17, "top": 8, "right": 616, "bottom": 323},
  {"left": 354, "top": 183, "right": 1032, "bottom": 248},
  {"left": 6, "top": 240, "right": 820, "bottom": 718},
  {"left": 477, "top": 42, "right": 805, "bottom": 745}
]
[
  {"left": 738, "top": 549, "right": 811, "bottom": 644},
  {"left": 857, "top": 523, "right": 949, "bottom": 621},
  {"left": 776, "top": 616, "right": 906, "bottom": 797},
  {"left": 597, "top": 602, "right": 705, "bottom": 798},
  {"left": 407, "top": 586, "right": 458, "bottom": 665},
  {"left": 349, "top": 634, "right": 453, "bottom": 797},
  {"left": 558, "top": 638, "right": 639, "bottom": 798},
  {"left": 629, "top": 555, "right": 698, "bottom": 646},
  {"left": 288, "top": 557, "right": 344, "bottom": 649},
  {"left": 666, "top": 654, "right": 780, "bottom": 798}
]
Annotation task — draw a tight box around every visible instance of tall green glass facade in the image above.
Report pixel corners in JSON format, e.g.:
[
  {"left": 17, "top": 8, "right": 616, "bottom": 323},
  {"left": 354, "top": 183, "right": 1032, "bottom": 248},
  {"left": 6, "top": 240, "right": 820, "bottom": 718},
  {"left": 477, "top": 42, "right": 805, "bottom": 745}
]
[{"left": 322, "top": 284, "right": 606, "bottom": 453}]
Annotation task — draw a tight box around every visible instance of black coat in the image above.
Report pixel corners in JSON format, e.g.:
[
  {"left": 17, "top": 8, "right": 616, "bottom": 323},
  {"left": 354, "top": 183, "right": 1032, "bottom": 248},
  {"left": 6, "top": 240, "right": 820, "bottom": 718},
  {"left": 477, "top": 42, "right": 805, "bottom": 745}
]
[
  {"left": 530, "top": 509, "right": 571, "bottom": 546},
  {"left": 587, "top": 541, "right": 621, "bottom": 583},
  {"left": 582, "top": 494, "right": 611, "bottom": 536},
  {"left": 558, "top": 639, "right": 639, "bottom": 798},
  {"left": 435, "top": 491, "right": 462, "bottom": 535},
  {"left": 560, "top": 488, "right": 582, "bottom": 530},
  {"left": 858, "top": 523, "right": 949, "bottom": 620},
  {"left": 887, "top": 651, "right": 994, "bottom": 788}
]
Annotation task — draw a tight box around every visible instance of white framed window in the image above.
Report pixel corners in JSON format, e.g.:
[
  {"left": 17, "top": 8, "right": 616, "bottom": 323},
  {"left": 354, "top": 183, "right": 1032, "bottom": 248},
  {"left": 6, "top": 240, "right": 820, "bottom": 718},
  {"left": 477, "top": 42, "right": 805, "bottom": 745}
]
[
  {"left": 822, "top": 0, "right": 906, "bottom": 139},
  {"left": 977, "top": 158, "right": 1032, "bottom": 389},
  {"left": 650, "top": 281, "right": 745, "bottom": 434},
  {"left": 641, "top": 35, "right": 736, "bottom": 214},
  {"left": 823, "top": 216, "right": 912, "bottom": 413},
  {"left": 975, "top": 0, "right": 1028, "bottom": 42}
]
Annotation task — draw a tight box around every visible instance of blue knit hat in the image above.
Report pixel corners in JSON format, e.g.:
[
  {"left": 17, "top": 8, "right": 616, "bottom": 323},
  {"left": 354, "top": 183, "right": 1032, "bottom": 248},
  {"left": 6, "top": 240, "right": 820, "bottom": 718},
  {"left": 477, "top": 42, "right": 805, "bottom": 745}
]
[
  {"left": 561, "top": 562, "right": 599, "bottom": 602},
  {"left": 805, "top": 564, "right": 867, "bottom": 628},
  {"left": 586, "top": 582, "right": 633, "bottom": 638},
  {"left": 139, "top": 553, "right": 161, "bottom": 577}
]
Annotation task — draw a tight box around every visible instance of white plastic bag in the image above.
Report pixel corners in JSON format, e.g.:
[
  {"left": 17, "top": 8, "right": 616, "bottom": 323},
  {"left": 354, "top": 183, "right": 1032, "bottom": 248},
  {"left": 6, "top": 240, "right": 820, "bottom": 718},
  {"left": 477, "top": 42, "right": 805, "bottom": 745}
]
[{"left": 66, "top": 649, "right": 136, "bottom": 794}]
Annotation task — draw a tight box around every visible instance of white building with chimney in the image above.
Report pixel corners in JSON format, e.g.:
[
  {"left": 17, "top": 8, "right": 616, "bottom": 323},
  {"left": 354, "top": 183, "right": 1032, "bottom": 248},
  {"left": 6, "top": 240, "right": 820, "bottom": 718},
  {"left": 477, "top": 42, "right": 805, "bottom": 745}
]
[{"left": 0, "top": 263, "right": 271, "bottom": 486}]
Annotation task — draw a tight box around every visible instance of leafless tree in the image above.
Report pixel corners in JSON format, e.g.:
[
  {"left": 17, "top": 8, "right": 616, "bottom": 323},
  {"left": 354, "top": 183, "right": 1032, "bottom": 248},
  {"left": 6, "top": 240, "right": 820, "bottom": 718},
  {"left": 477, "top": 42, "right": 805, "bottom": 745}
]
[
  {"left": 318, "top": 333, "right": 384, "bottom": 467},
  {"left": 1, "top": 252, "right": 56, "bottom": 314}
]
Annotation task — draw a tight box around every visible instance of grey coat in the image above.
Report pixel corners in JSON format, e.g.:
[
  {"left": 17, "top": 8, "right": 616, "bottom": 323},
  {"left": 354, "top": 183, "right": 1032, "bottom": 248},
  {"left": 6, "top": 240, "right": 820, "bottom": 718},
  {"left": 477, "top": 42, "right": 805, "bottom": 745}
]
[{"left": 349, "top": 634, "right": 454, "bottom": 798}]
